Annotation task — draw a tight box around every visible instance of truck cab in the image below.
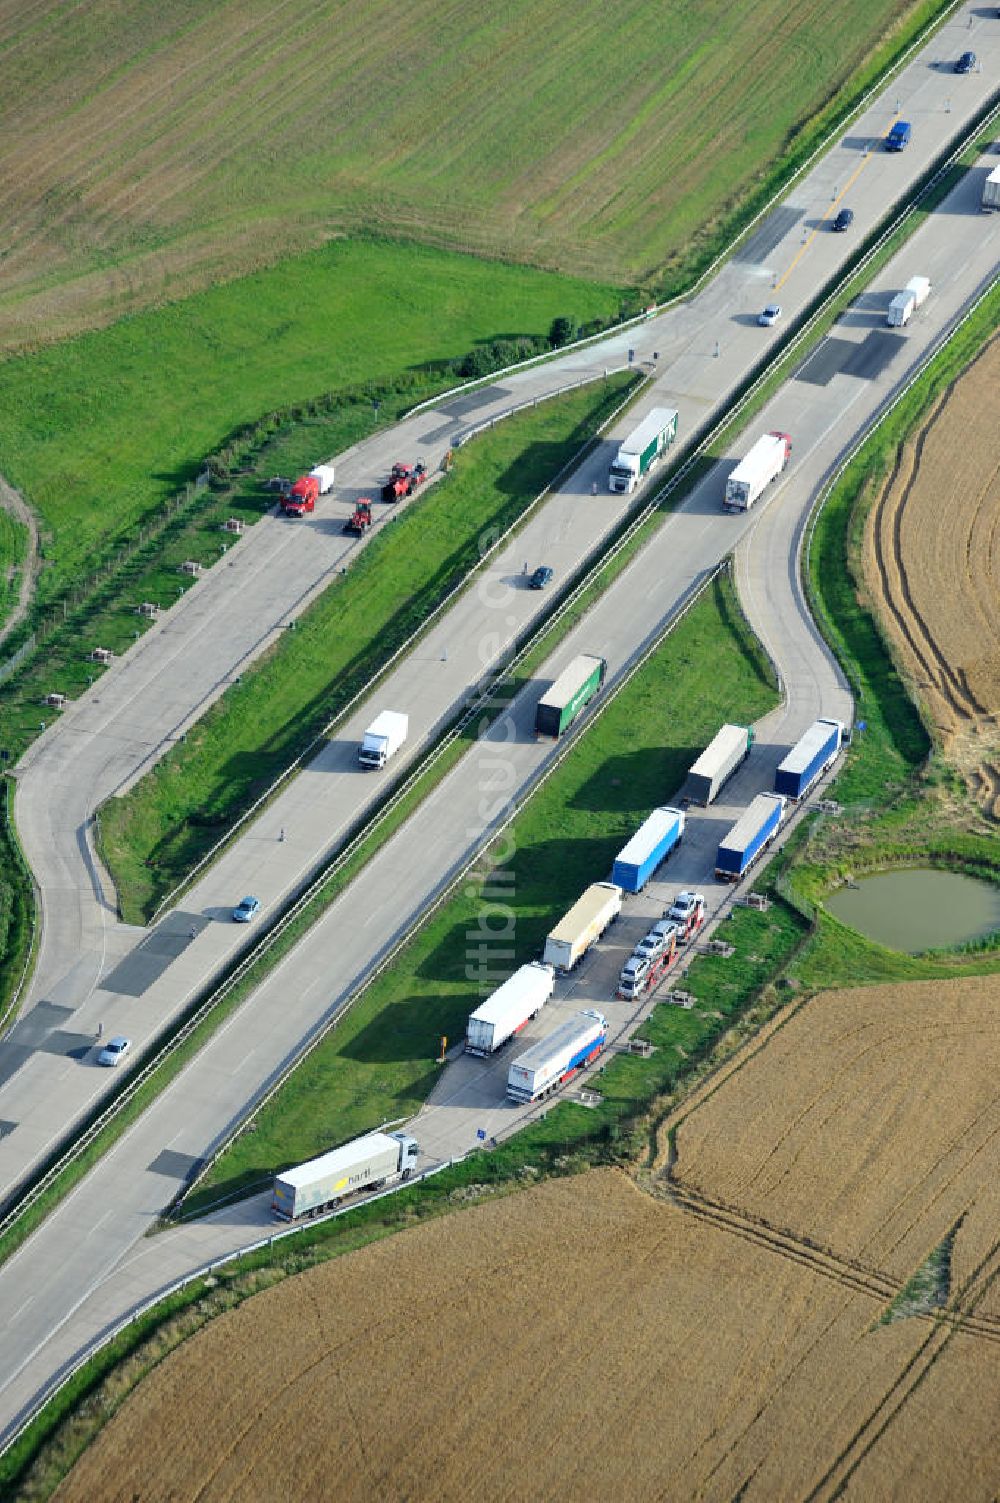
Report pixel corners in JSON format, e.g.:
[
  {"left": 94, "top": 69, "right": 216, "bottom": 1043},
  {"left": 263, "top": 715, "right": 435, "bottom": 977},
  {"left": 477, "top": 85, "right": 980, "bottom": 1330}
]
[{"left": 390, "top": 1133, "right": 420, "bottom": 1179}]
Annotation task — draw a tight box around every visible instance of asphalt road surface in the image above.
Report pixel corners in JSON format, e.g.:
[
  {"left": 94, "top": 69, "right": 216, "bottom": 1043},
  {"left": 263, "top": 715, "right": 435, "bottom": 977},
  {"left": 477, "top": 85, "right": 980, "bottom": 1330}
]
[{"left": 0, "top": 6, "right": 999, "bottom": 1444}]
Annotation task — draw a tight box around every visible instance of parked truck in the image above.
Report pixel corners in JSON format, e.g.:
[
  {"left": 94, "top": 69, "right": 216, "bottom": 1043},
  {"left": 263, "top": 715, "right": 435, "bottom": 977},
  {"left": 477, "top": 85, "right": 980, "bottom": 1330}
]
[
  {"left": 281, "top": 474, "right": 319, "bottom": 517},
  {"left": 774, "top": 717, "right": 843, "bottom": 800},
  {"left": 982, "top": 165, "right": 1000, "bottom": 211},
  {"left": 272, "top": 1130, "right": 419, "bottom": 1220},
  {"left": 885, "top": 120, "right": 911, "bottom": 151},
  {"left": 507, "top": 1009, "right": 608, "bottom": 1104},
  {"left": 543, "top": 882, "right": 622, "bottom": 972},
  {"left": 715, "top": 793, "right": 786, "bottom": 881},
  {"left": 687, "top": 723, "right": 753, "bottom": 804},
  {"left": 358, "top": 710, "right": 408, "bottom": 769},
  {"left": 887, "top": 276, "right": 931, "bottom": 328},
  {"left": 611, "top": 806, "right": 685, "bottom": 893},
  {"left": 723, "top": 432, "right": 792, "bottom": 511},
  {"left": 608, "top": 408, "right": 679, "bottom": 494},
  {"left": 465, "top": 962, "right": 555, "bottom": 1056},
  {"left": 535, "top": 655, "right": 607, "bottom": 737}
]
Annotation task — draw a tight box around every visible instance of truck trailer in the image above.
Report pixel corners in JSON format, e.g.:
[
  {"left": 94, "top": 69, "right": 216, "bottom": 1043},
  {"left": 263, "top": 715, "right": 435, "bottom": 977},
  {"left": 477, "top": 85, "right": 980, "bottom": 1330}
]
[
  {"left": 308, "top": 464, "right": 337, "bottom": 494},
  {"left": 543, "top": 882, "right": 622, "bottom": 972},
  {"left": 983, "top": 165, "right": 1000, "bottom": 211},
  {"left": 272, "top": 1130, "right": 419, "bottom": 1220},
  {"left": 687, "top": 724, "right": 753, "bottom": 804},
  {"left": 715, "top": 793, "right": 786, "bottom": 881},
  {"left": 608, "top": 408, "right": 679, "bottom": 494},
  {"left": 723, "top": 432, "right": 792, "bottom": 511},
  {"left": 887, "top": 277, "right": 930, "bottom": 328},
  {"left": 507, "top": 1009, "right": 608, "bottom": 1104},
  {"left": 774, "top": 717, "right": 843, "bottom": 800},
  {"left": 535, "top": 655, "right": 607, "bottom": 737},
  {"left": 465, "top": 962, "right": 555, "bottom": 1056},
  {"left": 611, "top": 806, "right": 685, "bottom": 894},
  {"left": 358, "top": 710, "right": 408, "bottom": 769}
]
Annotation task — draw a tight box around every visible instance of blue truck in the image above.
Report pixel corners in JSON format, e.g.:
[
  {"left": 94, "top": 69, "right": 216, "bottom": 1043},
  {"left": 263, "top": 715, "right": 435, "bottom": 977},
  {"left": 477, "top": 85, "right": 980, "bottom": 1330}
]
[
  {"left": 611, "top": 806, "right": 685, "bottom": 893},
  {"left": 885, "top": 120, "right": 911, "bottom": 151},
  {"left": 715, "top": 793, "right": 786, "bottom": 881},
  {"left": 774, "top": 718, "right": 843, "bottom": 801}
]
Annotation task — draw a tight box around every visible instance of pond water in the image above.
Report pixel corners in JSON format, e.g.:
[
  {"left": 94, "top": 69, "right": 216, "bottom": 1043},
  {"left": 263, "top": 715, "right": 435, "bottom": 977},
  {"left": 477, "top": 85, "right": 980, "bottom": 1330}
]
[{"left": 825, "top": 869, "right": 1000, "bottom": 955}]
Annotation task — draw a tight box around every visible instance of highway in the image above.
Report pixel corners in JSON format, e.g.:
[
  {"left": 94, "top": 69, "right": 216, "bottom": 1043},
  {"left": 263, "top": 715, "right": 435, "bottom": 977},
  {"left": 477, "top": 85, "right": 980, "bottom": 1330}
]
[
  {"left": 4, "top": 17, "right": 999, "bottom": 1207},
  {"left": 0, "top": 3, "right": 998, "bottom": 1447}
]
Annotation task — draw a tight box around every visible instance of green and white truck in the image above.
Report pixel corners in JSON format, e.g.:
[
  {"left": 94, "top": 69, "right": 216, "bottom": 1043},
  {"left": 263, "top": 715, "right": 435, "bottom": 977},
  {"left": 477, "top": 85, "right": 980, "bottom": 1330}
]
[{"left": 608, "top": 407, "right": 679, "bottom": 494}]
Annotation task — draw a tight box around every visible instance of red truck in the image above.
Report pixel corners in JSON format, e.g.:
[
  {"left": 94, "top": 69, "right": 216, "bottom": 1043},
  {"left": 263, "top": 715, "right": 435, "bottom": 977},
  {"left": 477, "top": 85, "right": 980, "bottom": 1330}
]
[
  {"left": 281, "top": 475, "right": 318, "bottom": 517},
  {"left": 381, "top": 461, "right": 427, "bottom": 503}
]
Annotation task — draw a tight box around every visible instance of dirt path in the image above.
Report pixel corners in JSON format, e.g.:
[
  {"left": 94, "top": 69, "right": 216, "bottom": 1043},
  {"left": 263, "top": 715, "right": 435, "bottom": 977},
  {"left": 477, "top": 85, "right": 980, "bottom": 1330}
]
[{"left": 0, "top": 473, "right": 39, "bottom": 648}]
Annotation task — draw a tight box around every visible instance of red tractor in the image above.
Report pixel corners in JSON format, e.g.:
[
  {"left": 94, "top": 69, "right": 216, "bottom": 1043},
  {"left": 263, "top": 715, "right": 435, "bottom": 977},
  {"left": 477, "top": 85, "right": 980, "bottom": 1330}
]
[
  {"left": 381, "top": 461, "right": 427, "bottom": 503},
  {"left": 344, "top": 499, "right": 373, "bottom": 535},
  {"left": 281, "top": 475, "right": 319, "bottom": 517}
]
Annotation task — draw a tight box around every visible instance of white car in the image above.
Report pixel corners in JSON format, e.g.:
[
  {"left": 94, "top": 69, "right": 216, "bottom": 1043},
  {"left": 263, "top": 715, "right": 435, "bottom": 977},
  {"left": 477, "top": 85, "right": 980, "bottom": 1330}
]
[
  {"left": 97, "top": 1035, "right": 131, "bottom": 1067},
  {"left": 758, "top": 303, "right": 782, "bottom": 327}
]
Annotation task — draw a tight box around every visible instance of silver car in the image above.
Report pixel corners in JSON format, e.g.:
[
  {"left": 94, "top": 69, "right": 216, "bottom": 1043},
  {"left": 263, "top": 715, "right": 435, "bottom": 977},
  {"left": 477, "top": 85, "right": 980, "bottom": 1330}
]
[{"left": 97, "top": 1035, "right": 131, "bottom": 1067}]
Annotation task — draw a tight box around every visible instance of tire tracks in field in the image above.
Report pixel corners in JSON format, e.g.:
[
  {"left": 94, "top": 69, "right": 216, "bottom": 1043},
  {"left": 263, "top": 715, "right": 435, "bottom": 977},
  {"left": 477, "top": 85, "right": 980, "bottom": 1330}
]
[{"left": 0, "top": 473, "right": 39, "bottom": 648}]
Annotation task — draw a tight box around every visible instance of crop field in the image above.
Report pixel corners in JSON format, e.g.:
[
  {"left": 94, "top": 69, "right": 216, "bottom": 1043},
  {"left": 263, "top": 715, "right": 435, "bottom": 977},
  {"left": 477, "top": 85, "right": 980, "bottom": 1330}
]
[
  {"left": 862, "top": 333, "right": 1000, "bottom": 816},
  {"left": 0, "top": 0, "right": 930, "bottom": 348},
  {"left": 58, "top": 1123, "right": 1000, "bottom": 1503}
]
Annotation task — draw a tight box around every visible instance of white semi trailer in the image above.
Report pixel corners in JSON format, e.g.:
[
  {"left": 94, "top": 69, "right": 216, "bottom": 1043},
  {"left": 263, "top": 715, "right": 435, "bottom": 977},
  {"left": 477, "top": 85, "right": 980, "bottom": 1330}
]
[
  {"left": 272, "top": 1130, "right": 419, "bottom": 1220},
  {"left": 465, "top": 962, "right": 555, "bottom": 1056},
  {"left": 724, "top": 432, "right": 792, "bottom": 511}
]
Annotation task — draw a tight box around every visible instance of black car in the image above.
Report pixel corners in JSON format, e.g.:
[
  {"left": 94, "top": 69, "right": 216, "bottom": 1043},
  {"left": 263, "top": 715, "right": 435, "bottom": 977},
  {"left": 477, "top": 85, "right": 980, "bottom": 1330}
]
[
  {"left": 529, "top": 565, "right": 554, "bottom": 590},
  {"left": 954, "top": 51, "right": 976, "bottom": 74},
  {"left": 832, "top": 207, "right": 855, "bottom": 232}
]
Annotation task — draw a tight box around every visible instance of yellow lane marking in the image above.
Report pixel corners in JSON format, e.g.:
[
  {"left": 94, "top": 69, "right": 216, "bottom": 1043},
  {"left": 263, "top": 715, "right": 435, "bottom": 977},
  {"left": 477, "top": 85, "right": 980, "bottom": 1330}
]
[{"left": 773, "top": 119, "right": 898, "bottom": 292}]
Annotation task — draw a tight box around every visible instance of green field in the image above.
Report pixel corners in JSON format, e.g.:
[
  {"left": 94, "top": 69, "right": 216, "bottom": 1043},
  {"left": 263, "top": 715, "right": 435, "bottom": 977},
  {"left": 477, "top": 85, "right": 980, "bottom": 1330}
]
[
  {"left": 0, "top": 240, "right": 616, "bottom": 610},
  {"left": 97, "top": 372, "right": 638, "bottom": 923},
  {"left": 0, "top": 0, "right": 943, "bottom": 348},
  {"left": 185, "top": 570, "right": 781, "bottom": 1212}
]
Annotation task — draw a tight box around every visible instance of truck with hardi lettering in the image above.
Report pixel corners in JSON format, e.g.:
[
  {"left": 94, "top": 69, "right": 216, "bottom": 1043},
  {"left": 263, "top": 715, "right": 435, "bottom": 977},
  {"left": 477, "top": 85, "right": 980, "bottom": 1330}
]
[
  {"left": 715, "top": 793, "right": 786, "bottom": 881},
  {"left": 543, "top": 882, "right": 622, "bottom": 972},
  {"left": 723, "top": 432, "right": 792, "bottom": 511},
  {"left": 535, "top": 655, "right": 607, "bottom": 737},
  {"left": 465, "top": 962, "right": 555, "bottom": 1056},
  {"left": 608, "top": 407, "right": 679, "bottom": 494},
  {"left": 774, "top": 718, "right": 843, "bottom": 800},
  {"left": 611, "top": 806, "right": 685, "bottom": 893},
  {"left": 506, "top": 1009, "right": 608, "bottom": 1104},
  {"left": 272, "top": 1130, "right": 419, "bottom": 1220},
  {"left": 687, "top": 723, "right": 753, "bottom": 805}
]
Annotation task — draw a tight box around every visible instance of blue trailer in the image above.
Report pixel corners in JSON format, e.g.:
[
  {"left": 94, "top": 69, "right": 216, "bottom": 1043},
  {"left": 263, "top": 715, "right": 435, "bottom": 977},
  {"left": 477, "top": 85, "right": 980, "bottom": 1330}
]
[
  {"left": 715, "top": 793, "right": 785, "bottom": 881},
  {"left": 611, "top": 806, "right": 685, "bottom": 893},
  {"left": 774, "top": 718, "right": 843, "bottom": 800}
]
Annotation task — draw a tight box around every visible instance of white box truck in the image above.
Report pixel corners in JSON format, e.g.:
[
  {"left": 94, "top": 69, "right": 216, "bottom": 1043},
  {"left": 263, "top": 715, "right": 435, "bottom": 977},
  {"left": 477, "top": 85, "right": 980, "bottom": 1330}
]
[
  {"left": 543, "top": 882, "right": 622, "bottom": 971},
  {"left": 887, "top": 277, "right": 930, "bottom": 328},
  {"left": 724, "top": 432, "right": 792, "bottom": 511},
  {"left": 308, "top": 464, "right": 337, "bottom": 494},
  {"left": 358, "top": 710, "right": 408, "bottom": 769},
  {"left": 465, "top": 961, "right": 555, "bottom": 1056},
  {"left": 272, "top": 1130, "right": 419, "bottom": 1220},
  {"left": 982, "top": 165, "right": 1000, "bottom": 211},
  {"left": 608, "top": 408, "right": 678, "bottom": 494}
]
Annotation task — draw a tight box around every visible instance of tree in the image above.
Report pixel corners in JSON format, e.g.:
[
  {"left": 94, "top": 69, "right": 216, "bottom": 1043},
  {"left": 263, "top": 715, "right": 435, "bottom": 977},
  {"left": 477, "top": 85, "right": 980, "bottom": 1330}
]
[{"left": 549, "top": 315, "right": 578, "bottom": 348}]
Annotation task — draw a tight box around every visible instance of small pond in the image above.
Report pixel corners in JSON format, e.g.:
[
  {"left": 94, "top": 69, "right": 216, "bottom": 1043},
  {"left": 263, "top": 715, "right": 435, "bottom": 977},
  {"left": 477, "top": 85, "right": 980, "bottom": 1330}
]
[{"left": 825, "top": 869, "right": 1000, "bottom": 955}]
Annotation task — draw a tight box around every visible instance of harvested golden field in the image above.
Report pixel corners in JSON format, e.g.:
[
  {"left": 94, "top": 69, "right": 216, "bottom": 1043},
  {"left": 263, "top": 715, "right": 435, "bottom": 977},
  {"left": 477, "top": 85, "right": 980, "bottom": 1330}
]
[
  {"left": 0, "top": 0, "right": 920, "bottom": 347},
  {"left": 59, "top": 972, "right": 1000, "bottom": 1503},
  {"left": 863, "top": 334, "right": 1000, "bottom": 816}
]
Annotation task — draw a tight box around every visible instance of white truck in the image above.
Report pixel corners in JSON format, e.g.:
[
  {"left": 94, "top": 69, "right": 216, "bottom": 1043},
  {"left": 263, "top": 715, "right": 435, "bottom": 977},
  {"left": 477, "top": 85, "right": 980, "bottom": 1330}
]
[
  {"left": 308, "top": 464, "right": 337, "bottom": 494},
  {"left": 358, "top": 710, "right": 408, "bottom": 769},
  {"left": 723, "top": 431, "right": 792, "bottom": 511},
  {"left": 465, "top": 961, "right": 555, "bottom": 1056},
  {"left": 608, "top": 407, "right": 678, "bottom": 494},
  {"left": 887, "top": 276, "right": 931, "bottom": 328},
  {"left": 272, "top": 1130, "right": 419, "bottom": 1220},
  {"left": 543, "top": 882, "right": 622, "bottom": 971},
  {"left": 506, "top": 1009, "right": 608, "bottom": 1104},
  {"left": 982, "top": 165, "right": 1000, "bottom": 212}
]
